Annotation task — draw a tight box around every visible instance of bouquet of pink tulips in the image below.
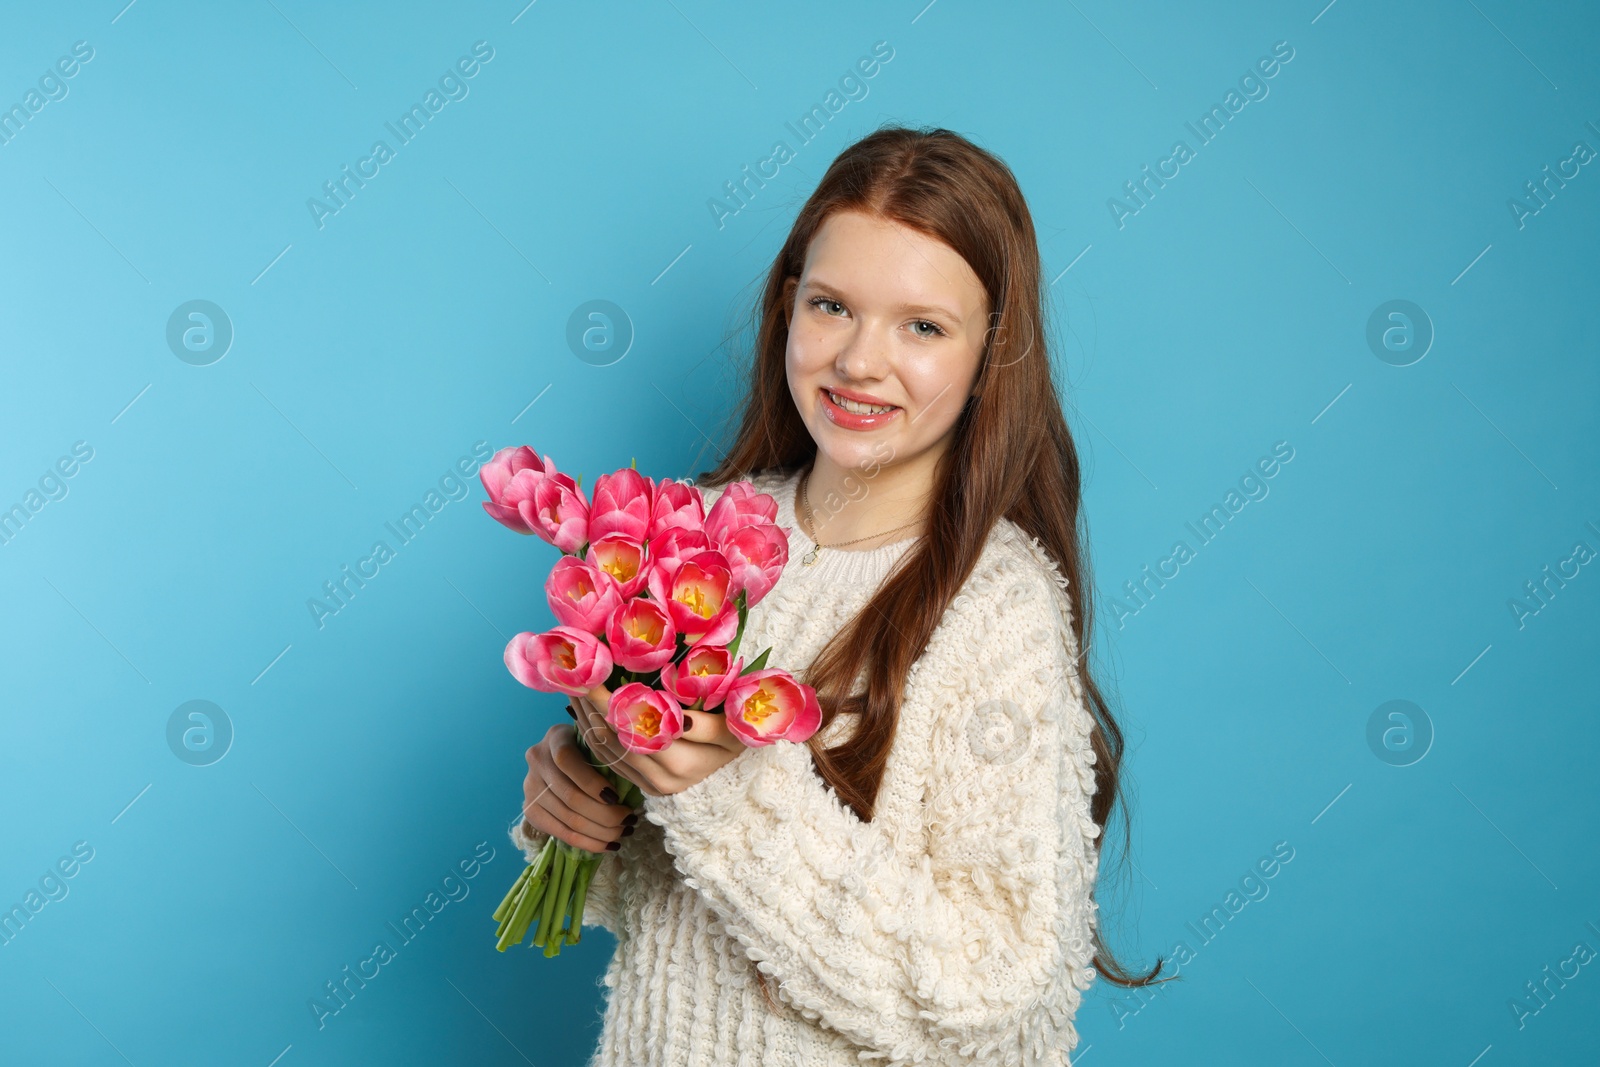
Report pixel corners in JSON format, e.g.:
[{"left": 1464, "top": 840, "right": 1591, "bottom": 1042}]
[{"left": 479, "top": 446, "right": 822, "bottom": 956}]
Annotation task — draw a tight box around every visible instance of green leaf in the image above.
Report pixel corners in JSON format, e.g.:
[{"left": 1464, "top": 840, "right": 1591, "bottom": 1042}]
[
  {"left": 741, "top": 647, "right": 771, "bottom": 674},
  {"left": 726, "top": 589, "right": 750, "bottom": 660}
]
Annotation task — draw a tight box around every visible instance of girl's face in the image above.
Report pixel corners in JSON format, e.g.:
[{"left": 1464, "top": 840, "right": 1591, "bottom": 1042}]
[{"left": 783, "top": 209, "right": 990, "bottom": 475}]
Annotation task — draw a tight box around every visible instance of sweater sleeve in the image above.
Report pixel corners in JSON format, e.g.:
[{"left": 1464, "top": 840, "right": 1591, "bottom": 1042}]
[{"left": 640, "top": 554, "right": 1102, "bottom": 1064}]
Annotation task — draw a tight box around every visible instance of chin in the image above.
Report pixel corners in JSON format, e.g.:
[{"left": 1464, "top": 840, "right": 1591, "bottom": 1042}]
[{"left": 812, "top": 432, "right": 896, "bottom": 472}]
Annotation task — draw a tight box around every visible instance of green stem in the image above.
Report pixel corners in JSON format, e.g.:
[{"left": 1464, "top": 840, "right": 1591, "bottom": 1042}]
[
  {"left": 545, "top": 844, "right": 581, "bottom": 957},
  {"left": 527, "top": 836, "right": 557, "bottom": 882},
  {"left": 494, "top": 882, "right": 523, "bottom": 941},
  {"left": 497, "top": 863, "right": 546, "bottom": 951},
  {"left": 496, "top": 840, "right": 556, "bottom": 951},
  {"left": 566, "top": 858, "right": 596, "bottom": 945},
  {"left": 533, "top": 846, "right": 564, "bottom": 948},
  {"left": 492, "top": 710, "right": 650, "bottom": 955},
  {"left": 493, "top": 864, "right": 531, "bottom": 923}
]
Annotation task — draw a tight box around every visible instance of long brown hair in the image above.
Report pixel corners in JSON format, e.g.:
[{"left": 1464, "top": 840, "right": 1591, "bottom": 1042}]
[{"left": 695, "top": 125, "right": 1166, "bottom": 1006}]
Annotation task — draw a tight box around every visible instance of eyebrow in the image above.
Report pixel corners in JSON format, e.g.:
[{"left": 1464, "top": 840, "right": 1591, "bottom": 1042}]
[{"left": 803, "top": 279, "right": 962, "bottom": 324}]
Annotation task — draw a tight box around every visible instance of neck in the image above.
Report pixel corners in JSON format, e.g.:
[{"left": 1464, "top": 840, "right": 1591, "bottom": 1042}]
[{"left": 803, "top": 447, "right": 940, "bottom": 548}]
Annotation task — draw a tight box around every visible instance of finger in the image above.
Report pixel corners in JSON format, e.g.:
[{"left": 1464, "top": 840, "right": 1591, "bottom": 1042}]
[
  {"left": 569, "top": 695, "right": 614, "bottom": 755},
  {"left": 601, "top": 751, "right": 662, "bottom": 798},
  {"left": 532, "top": 738, "right": 630, "bottom": 833},
  {"left": 581, "top": 697, "right": 673, "bottom": 797},
  {"left": 531, "top": 748, "right": 636, "bottom": 857},
  {"left": 680, "top": 707, "right": 745, "bottom": 753},
  {"left": 550, "top": 728, "right": 636, "bottom": 824},
  {"left": 573, "top": 697, "right": 628, "bottom": 767},
  {"left": 573, "top": 699, "right": 662, "bottom": 797},
  {"left": 523, "top": 800, "right": 624, "bottom": 854}
]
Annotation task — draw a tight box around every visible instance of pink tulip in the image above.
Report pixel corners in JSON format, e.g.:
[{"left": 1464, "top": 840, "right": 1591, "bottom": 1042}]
[
  {"left": 646, "top": 526, "right": 713, "bottom": 582},
  {"left": 722, "top": 669, "right": 822, "bottom": 746},
  {"left": 647, "top": 480, "right": 707, "bottom": 542},
  {"left": 605, "top": 597, "right": 678, "bottom": 674},
  {"left": 660, "top": 643, "right": 742, "bottom": 711},
  {"left": 585, "top": 534, "right": 650, "bottom": 599},
  {"left": 704, "top": 481, "right": 778, "bottom": 548},
  {"left": 605, "top": 683, "right": 684, "bottom": 754},
  {"left": 720, "top": 521, "right": 790, "bottom": 607},
  {"left": 647, "top": 549, "right": 739, "bottom": 646},
  {"left": 531, "top": 475, "right": 591, "bottom": 554},
  {"left": 479, "top": 446, "right": 554, "bottom": 535},
  {"left": 545, "top": 556, "right": 624, "bottom": 635},
  {"left": 505, "top": 626, "right": 613, "bottom": 697},
  {"left": 587, "top": 468, "right": 655, "bottom": 545}
]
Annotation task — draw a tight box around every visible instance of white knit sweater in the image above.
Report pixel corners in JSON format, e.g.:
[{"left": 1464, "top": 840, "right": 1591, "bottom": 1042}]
[{"left": 509, "top": 466, "right": 1102, "bottom": 1065}]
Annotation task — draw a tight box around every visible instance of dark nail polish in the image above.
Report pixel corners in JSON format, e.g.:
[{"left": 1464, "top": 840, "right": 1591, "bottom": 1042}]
[
  {"left": 622, "top": 824, "right": 635, "bottom": 836},
  {"left": 600, "top": 787, "right": 619, "bottom": 805},
  {"left": 624, "top": 812, "right": 639, "bottom": 827},
  {"left": 684, "top": 714, "right": 695, "bottom": 731},
  {"left": 606, "top": 839, "right": 621, "bottom": 851},
  {"left": 565, "top": 704, "right": 577, "bottom": 719}
]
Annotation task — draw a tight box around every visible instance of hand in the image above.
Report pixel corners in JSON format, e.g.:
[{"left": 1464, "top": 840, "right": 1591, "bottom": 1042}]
[
  {"left": 574, "top": 682, "right": 745, "bottom": 798},
  {"left": 522, "top": 719, "right": 637, "bottom": 854}
]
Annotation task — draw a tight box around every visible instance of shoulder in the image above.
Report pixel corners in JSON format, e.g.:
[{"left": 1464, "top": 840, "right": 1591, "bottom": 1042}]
[
  {"left": 951, "top": 518, "right": 1080, "bottom": 660},
  {"left": 903, "top": 517, "right": 1089, "bottom": 739},
  {"left": 915, "top": 520, "right": 1097, "bottom": 802}
]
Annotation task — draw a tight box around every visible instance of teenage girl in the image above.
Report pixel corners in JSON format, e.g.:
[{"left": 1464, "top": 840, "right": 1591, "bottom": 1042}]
[{"left": 514, "top": 124, "right": 1164, "bottom": 1066}]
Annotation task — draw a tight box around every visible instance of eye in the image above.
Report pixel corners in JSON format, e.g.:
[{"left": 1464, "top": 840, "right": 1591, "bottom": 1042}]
[
  {"left": 909, "top": 319, "right": 946, "bottom": 339},
  {"left": 808, "top": 296, "right": 847, "bottom": 317}
]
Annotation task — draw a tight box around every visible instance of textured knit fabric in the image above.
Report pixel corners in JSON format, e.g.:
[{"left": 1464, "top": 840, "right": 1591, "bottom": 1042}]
[{"left": 509, "top": 466, "right": 1102, "bottom": 1065}]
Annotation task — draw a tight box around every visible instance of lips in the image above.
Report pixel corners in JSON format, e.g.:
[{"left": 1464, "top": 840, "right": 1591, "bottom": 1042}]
[
  {"left": 818, "top": 386, "right": 901, "bottom": 430},
  {"left": 824, "top": 386, "right": 897, "bottom": 410}
]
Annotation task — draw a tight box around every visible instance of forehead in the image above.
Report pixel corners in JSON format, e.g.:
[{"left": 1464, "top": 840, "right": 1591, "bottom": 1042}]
[{"left": 801, "top": 210, "right": 988, "bottom": 319}]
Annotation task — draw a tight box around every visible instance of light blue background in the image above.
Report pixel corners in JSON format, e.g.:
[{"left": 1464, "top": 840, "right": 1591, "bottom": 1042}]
[{"left": 2, "top": 1, "right": 1597, "bottom": 1064}]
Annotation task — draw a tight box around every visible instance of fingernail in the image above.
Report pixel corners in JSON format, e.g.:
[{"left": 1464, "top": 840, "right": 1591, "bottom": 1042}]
[
  {"left": 684, "top": 714, "right": 695, "bottom": 731},
  {"left": 624, "top": 813, "right": 639, "bottom": 827},
  {"left": 622, "top": 824, "right": 635, "bottom": 836},
  {"left": 565, "top": 704, "right": 577, "bottom": 720},
  {"left": 600, "top": 787, "right": 619, "bottom": 805},
  {"left": 606, "top": 840, "right": 621, "bottom": 851}
]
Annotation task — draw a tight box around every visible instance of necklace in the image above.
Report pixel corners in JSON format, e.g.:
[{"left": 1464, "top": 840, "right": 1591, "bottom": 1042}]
[{"left": 798, "top": 466, "right": 922, "bottom": 566}]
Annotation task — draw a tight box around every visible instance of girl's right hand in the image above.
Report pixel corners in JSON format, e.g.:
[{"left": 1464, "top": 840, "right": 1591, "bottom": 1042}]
[{"left": 523, "top": 719, "right": 638, "bottom": 853}]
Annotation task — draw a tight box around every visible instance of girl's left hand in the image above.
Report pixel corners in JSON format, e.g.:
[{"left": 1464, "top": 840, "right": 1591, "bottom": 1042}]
[{"left": 573, "top": 683, "right": 745, "bottom": 798}]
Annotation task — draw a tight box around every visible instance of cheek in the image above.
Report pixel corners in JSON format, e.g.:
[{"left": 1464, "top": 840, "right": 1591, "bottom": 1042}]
[
  {"left": 786, "top": 324, "right": 828, "bottom": 372},
  {"left": 784, "top": 337, "right": 807, "bottom": 403},
  {"left": 786, "top": 331, "right": 835, "bottom": 411},
  {"left": 903, "top": 350, "right": 976, "bottom": 424}
]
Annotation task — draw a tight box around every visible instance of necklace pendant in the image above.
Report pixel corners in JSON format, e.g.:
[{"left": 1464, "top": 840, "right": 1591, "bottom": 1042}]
[{"left": 802, "top": 545, "right": 819, "bottom": 566}]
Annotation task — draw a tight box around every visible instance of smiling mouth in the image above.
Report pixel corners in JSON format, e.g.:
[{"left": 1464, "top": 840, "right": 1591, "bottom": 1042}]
[{"left": 823, "top": 388, "right": 899, "bottom": 415}]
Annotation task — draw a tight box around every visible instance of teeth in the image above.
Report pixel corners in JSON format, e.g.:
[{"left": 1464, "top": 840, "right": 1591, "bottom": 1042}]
[{"left": 827, "top": 390, "right": 896, "bottom": 415}]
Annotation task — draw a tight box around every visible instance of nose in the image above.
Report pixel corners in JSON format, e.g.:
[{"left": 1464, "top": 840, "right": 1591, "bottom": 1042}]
[{"left": 834, "top": 319, "right": 889, "bottom": 383}]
